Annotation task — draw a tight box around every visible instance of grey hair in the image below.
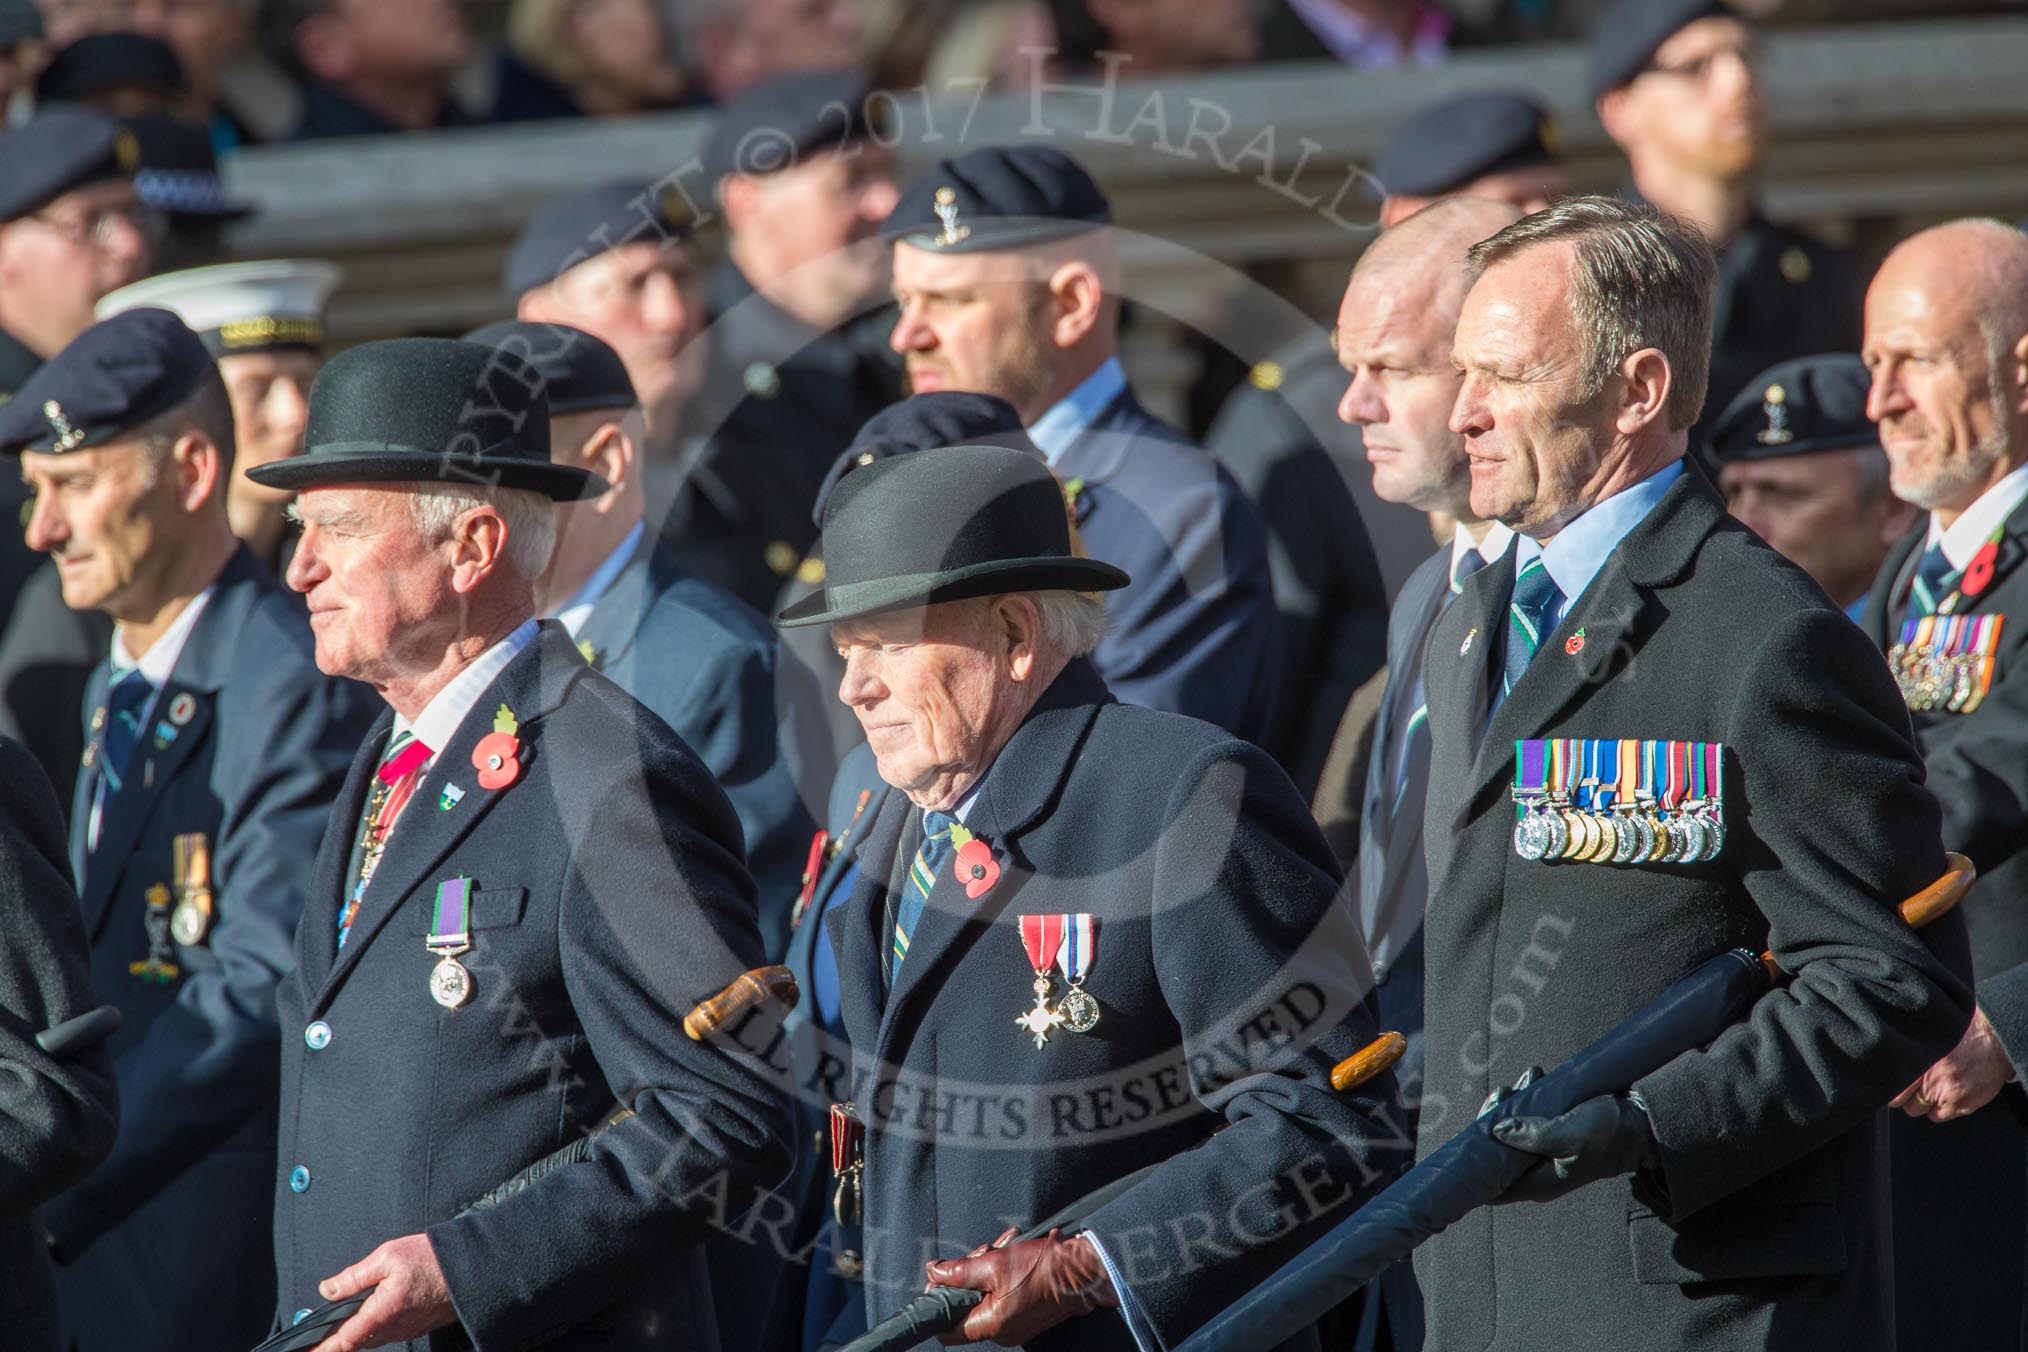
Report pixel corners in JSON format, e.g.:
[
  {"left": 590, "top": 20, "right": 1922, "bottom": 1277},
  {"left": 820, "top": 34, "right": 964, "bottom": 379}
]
[
  {"left": 1466, "top": 195, "right": 1717, "bottom": 431},
  {"left": 405, "top": 485, "right": 556, "bottom": 582},
  {"left": 968, "top": 590, "right": 1110, "bottom": 659}
]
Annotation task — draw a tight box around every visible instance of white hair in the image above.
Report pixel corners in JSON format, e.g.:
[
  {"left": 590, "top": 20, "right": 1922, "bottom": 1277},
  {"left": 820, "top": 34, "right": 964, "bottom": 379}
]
[
  {"left": 404, "top": 484, "right": 556, "bottom": 581},
  {"left": 969, "top": 589, "right": 1109, "bottom": 659}
]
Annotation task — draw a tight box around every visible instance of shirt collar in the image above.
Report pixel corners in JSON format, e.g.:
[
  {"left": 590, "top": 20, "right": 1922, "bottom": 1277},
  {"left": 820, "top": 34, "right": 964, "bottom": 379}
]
[
  {"left": 1516, "top": 460, "right": 1684, "bottom": 613},
  {"left": 1027, "top": 357, "right": 1129, "bottom": 465},
  {"left": 110, "top": 586, "right": 215, "bottom": 688},
  {"left": 392, "top": 619, "right": 540, "bottom": 758},
  {"left": 1928, "top": 460, "right": 2028, "bottom": 570},
  {"left": 551, "top": 520, "right": 645, "bottom": 639},
  {"left": 1449, "top": 521, "right": 1515, "bottom": 587}
]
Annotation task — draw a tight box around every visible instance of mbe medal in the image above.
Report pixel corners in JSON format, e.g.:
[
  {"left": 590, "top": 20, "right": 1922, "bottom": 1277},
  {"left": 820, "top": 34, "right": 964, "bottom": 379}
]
[
  {"left": 1054, "top": 913, "right": 1101, "bottom": 1034},
  {"left": 426, "top": 876, "right": 477, "bottom": 1010},
  {"left": 1016, "top": 914, "right": 1066, "bottom": 1048}
]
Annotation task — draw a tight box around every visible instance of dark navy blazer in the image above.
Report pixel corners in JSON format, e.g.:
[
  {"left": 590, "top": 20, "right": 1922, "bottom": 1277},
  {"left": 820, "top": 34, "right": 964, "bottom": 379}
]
[
  {"left": 45, "top": 546, "right": 375, "bottom": 1352},
  {"left": 273, "top": 622, "right": 793, "bottom": 1351}
]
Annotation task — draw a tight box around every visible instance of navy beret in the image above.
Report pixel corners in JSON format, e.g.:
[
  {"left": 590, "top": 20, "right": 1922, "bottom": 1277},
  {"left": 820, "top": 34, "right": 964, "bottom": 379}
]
[
  {"left": 125, "top": 113, "right": 253, "bottom": 219},
  {"left": 1374, "top": 90, "right": 1561, "bottom": 199},
  {"left": 503, "top": 178, "right": 696, "bottom": 299},
  {"left": 1709, "top": 354, "right": 1877, "bottom": 464},
  {"left": 814, "top": 391, "right": 1042, "bottom": 526},
  {"left": 462, "top": 319, "right": 637, "bottom": 416},
  {"left": 0, "top": 0, "right": 40, "bottom": 46},
  {"left": 36, "top": 32, "right": 186, "bottom": 105},
  {"left": 0, "top": 107, "right": 137, "bottom": 221},
  {"left": 1589, "top": 0, "right": 1734, "bottom": 101},
  {"left": 703, "top": 68, "right": 886, "bottom": 182},
  {"left": 884, "top": 145, "right": 1110, "bottom": 255},
  {"left": 0, "top": 309, "right": 215, "bottom": 457}
]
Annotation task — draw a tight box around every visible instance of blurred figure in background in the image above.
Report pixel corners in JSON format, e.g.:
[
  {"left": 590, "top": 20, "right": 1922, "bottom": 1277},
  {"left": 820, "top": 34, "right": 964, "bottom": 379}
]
[
  {"left": 121, "top": 112, "right": 252, "bottom": 270},
  {"left": 1591, "top": 0, "right": 1860, "bottom": 446},
  {"left": 1709, "top": 353, "right": 1914, "bottom": 623},
  {"left": 270, "top": 0, "right": 476, "bottom": 138},
  {"left": 491, "top": 0, "right": 689, "bottom": 123},
  {"left": 668, "top": 70, "right": 903, "bottom": 613},
  {"left": 33, "top": 30, "right": 183, "bottom": 117},
  {"left": 0, "top": 2, "right": 43, "bottom": 113},
  {"left": 1258, "top": 0, "right": 1452, "bottom": 68},
  {"left": 33, "top": 0, "right": 266, "bottom": 148},
  {"left": 671, "top": 0, "right": 864, "bottom": 104},
  {"left": 1074, "top": 0, "right": 1260, "bottom": 76}
]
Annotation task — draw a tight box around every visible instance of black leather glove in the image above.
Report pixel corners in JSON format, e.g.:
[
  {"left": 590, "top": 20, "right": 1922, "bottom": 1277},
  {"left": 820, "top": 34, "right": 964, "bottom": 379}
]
[{"left": 1490, "top": 1089, "right": 1661, "bottom": 1203}]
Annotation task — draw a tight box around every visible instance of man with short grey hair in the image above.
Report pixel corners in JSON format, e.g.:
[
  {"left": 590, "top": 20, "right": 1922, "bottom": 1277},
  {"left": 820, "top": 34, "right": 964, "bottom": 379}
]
[
  {"left": 256, "top": 336, "right": 791, "bottom": 1352},
  {"left": 1415, "top": 194, "right": 1971, "bottom": 1351},
  {"left": 778, "top": 441, "right": 1400, "bottom": 1349}
]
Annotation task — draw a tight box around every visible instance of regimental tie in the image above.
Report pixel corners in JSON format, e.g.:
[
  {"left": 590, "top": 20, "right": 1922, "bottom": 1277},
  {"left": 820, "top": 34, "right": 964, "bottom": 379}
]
[
  {"left": 1902, "top": 543, "right": 1958, "bottom": 627},
  {"left": 1503, "top": 556, "right": 1566, "bottom": 699},
  {"left": 337, "top": 729, "right": 433, "bottom": 949},
  {"left": 1392, "top": 547, "right": 1492, "bottom": 806},
  {"left": 95, "top": 667, "right": 152, "bottom": 797},
  {"left": 890, "top": 810, "right": 956, "bottom": 984}
]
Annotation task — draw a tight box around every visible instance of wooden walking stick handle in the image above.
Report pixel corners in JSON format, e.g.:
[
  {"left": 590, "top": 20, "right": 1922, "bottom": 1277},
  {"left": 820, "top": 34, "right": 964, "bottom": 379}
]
[
  {"left": 1331, "top": 1030, "right": 1409, "bottom": 1094},
  {"left": 1761, "top": 851, "right": 1975, "bottom": 979},
  {"left": 684, "top": 965, "right": 801, "bottom": 1041}
]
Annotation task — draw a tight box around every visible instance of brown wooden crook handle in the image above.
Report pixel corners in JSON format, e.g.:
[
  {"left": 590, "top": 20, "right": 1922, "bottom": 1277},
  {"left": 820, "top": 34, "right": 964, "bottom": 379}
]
[
  {"left": 1760, "top": 851, "right": 1975, "bottom": 979},
  {"left": 1331, "top": 1030, "right": 1409, "bottom": 1094},
  {"left": 684, "top": 965, "right": 801, "bottom": 1041}
]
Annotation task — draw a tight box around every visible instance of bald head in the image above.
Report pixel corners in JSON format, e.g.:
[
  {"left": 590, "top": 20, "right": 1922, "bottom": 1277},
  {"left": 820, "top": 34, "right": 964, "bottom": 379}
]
[
  {"left": 1864, "top": 218, "right": 2028, "bottom": 519},
  {"left": 1337, "top": 197, "right": 1526, "bottom": 518}
]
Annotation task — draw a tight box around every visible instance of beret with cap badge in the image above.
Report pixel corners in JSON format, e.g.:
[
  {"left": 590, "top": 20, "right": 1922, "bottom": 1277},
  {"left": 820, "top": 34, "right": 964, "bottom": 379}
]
[{"left": 0, "top": 308, "right": 215, "bottom": 458}]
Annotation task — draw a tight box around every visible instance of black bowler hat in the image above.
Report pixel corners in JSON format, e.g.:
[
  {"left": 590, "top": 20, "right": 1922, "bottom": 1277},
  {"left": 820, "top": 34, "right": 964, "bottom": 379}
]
[
  {"left": 703, "top": 68, "right": 885, "bottom": 181},
  {"left": 884, "top": 145, "right": 1110, "bottom": 255},
  {"left": 1709, "top": 353, "right": 1878, "bottom": 464},
  {"left": 813, "top": 391, "right": 1040, "bottom": 527},
  {"left": 776, "top": 443, "right": 1128, "bottom": 628},
  {"left": 1374, "top": 90, "right": 1561, "bottom": 199},
  {"left": 1589, "top": 0, "right": 1733, "bottom": 101},
  {"left": 0, "top": 106, "right": 136, "bottom": 221},
  {"left": 244, "top": 338, "right": 607, "bottom": 501},
  {"left": 0, "top": 308, "right": 215, "bottom": 457},
  {"left": 36, "top": 32, "right": 185, "bottom": 105},
  {"left": 462, "top": 319, "right": 637, "bottom": 416},
  {"left": 503, "top": 178, "right": 695, "bottom": 299}
]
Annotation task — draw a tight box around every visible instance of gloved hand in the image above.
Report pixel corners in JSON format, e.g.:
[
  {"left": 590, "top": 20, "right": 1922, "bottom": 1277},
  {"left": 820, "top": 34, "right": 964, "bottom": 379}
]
[
  {"left": 925, "top": 1227, "right": 1119, "bottom": 1346},
  {"left": 1490, "top": 1089, "right": 1660, "bottom": 1203}
]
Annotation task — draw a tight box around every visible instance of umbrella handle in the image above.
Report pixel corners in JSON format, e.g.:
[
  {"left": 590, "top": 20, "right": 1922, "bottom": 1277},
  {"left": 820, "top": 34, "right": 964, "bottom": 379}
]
[
  {"left": 1759, "top": 851, "right": 1974, "bottom": 978},
  {"left": 1331, "top": 1031, "right": 1407, "bottom": 1093},
  {"left": 684, "top": 965, "right": 800, "bottom": 1041}
]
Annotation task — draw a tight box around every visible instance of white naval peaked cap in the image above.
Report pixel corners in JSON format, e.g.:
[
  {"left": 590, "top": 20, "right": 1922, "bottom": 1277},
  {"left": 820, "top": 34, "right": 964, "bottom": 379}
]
[{"left": 97, "top": 259, "right": 344, "bottom": 358}]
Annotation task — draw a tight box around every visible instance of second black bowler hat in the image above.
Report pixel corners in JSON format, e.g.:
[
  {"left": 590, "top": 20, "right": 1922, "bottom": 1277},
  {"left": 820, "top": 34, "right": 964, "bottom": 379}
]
[
  {"left": 245, "top": 338, "right": 607, "bottom": 500},
  {"left": 776, "top": 443, "right": 1128, "bottom": 628}
]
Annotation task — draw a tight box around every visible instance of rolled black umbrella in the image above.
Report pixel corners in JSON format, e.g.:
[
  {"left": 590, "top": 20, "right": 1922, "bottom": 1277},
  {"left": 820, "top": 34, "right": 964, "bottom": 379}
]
[
  {"left": 35, "top": 1004, "right": 121, "bottom": 1058},
  {"left": 838, "top": 1033, "right": 1410, "bottom": 1352},
  {"left": 1174, "top": 854, "right": 1974, "bottom": 1352}
]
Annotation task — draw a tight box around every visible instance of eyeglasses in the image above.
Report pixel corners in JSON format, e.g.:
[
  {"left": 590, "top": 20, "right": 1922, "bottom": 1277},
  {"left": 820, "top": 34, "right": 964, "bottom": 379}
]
[
  {"left": 23, "top": 201, "right": 170, "bottom": 251},
  {"left": 1641, "top": 43, "right": 1763, "bottom": 85}
]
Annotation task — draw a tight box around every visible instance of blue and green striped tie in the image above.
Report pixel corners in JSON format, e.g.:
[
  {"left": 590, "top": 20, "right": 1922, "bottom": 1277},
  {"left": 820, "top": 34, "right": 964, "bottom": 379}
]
[
  {"left": 97, "top": 667, "right": 152, "bottom": 796},
  {"left": 890, "top": 811, "right": 956, "bottom": 984},
  {"left": 1503, "top": 557, "right": 1564, "bottom": 698},
  {"left": 1902, "top": 544, "right": 1957, "bottom": 626}
]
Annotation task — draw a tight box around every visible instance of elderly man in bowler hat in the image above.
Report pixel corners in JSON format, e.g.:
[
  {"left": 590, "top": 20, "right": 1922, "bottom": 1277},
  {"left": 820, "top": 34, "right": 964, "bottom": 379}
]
[
  {"left": 778, "top": 441, "right": 1400, "bottom": 1349},
  {"left": 256, "top": 337, "right": 792, "bottom": 1352}
]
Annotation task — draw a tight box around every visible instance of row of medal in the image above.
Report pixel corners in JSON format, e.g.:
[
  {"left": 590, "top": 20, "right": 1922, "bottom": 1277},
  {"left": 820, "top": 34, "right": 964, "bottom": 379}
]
[
  {"left": 1511, "top": 738, "right": 1725, "bottom": 866},
  {"left": 1889, "top": 613, "right": 2003, "bottom": 714},
  {"left": 1014, "top": 913, "right": 1100, "bottom": 1048}
]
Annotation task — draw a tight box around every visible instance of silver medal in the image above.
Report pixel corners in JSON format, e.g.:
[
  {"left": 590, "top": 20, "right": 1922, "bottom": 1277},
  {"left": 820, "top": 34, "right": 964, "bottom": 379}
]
[{"left": 430, "top": 955, "right": 474, "bottom": 1008}]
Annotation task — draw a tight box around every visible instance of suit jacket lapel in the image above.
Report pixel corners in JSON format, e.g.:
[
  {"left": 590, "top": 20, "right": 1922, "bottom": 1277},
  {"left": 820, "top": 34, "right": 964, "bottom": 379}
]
[
  {"left": 829, "top": 791, "right": 908, "bottom": 1055},
  {"left": 1368, "top": 577, "right": 1450, "bottom": 914},
  {"left": 70, "top": 662, "right": 110, "bottom": 889},
  {"left": 311, "top": 627, "right": 579, "bottom": 1013},
  {"left": 299, "top": 710, "right": 391, "bottom": 986},
  {"left": 1865, "top": 526, "right": 1923, "bottom": 650}
]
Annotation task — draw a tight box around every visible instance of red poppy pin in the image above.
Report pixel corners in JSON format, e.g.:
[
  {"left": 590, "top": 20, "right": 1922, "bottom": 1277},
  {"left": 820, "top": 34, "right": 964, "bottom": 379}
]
[
  {"left": 472, "top": 703, "right": 522, "bottom": 790},
  {"left": 946, "top": 823, "right": 1001, "bottom": 898},
  {"left": 1963, "top": 541, "right": 1999, "bottom": 599},
  {"left": 1565, "top": 628, "right": 1587, "bottom": 656}
]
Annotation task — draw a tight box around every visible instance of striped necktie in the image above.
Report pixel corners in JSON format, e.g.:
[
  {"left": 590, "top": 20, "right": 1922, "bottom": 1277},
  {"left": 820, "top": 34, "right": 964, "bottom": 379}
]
[
  {"left": 96, "top": 667, "right": 152, "bottom": 797},
  {"left": 1391, "top": 547, "right": 1491, "bottom": 805},
  {"left": 1902, "top": 543, "right": 1957, "bottom": 626},
  {"left": 889, "top": 810, "right": 955, "bottom": 985},
  {"left": 1503, "top": 556, "right": 1565, "bottom": 699}
]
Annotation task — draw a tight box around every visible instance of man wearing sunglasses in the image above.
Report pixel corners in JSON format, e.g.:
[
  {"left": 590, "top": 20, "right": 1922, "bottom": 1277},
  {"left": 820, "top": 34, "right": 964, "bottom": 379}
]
[{"left": 1591, "top": 0, "right": 1861, "bottom": 452}]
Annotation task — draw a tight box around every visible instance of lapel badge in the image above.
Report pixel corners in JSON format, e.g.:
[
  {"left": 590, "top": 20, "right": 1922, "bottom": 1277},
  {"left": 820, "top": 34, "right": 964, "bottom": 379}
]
[
  {"left": 1963, "top": 540, "right": 2000, "bottom": 599},
  {"left": 932, "top": 187, "right": 971, "bottom": 248},
  {"left": 167, "top": 691, "right": 197, "bottom": 725},
  {"left": 43, "top": 400, "right": 87, "bottom": 452},
  {"left": 743, "top": 361, "right": 781, "bottom": 399},
  {"left": 1780, "top": 246, "right": 1813, "bottom": 286},
  {"left": 1460, "top": 627, "right": 1478, "bottom": 657},
  {"left": 576, "top": 638, "right": 599, "bottom": 668},
  {"left": 947, "top": 822, "right": 1001, "bottom": 899},
  {"left": 472, "top": 702, "right": 523, "bottom": 790},
  {"left": 439, "top": 783, "right": 467, "bottom": 811},
  {"left": 1565, "top": 628, "right": 1587, "bottom": 656},
  {"left": 1756, "top": 384, "right": 1793, "bottom": 446},
  {"left": 152, "top": 719, "right": 178, "bottom": 752}
]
